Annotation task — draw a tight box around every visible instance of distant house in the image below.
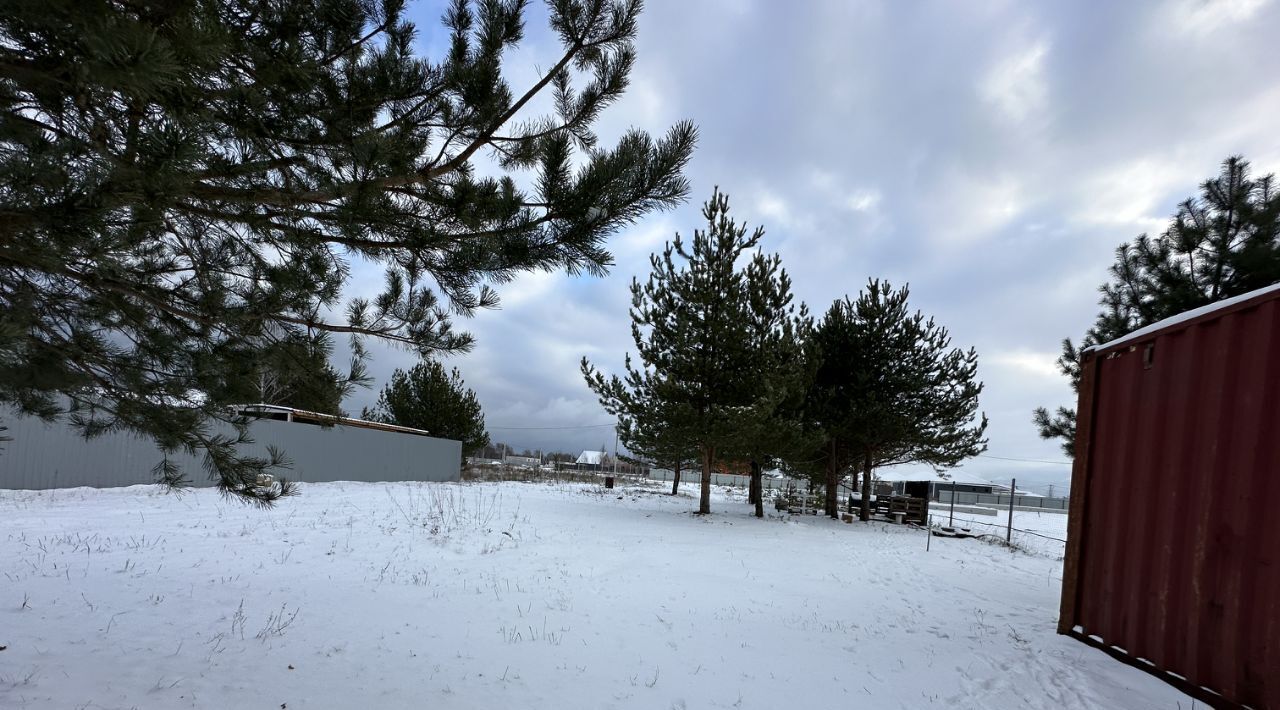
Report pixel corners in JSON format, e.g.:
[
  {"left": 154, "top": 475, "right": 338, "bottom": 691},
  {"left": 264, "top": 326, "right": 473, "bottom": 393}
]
[
  {"left": 464, "top": 456, "right": 503, "bottom": 467},
  {"left": 575, "top": 450, "right": 607, "bottom": 470},
  {"left": 990, "top": 482, "right": 1041, "bottom": 497},
  {"left": 562, "top": 450, "right": 651, "bottom": 476},
  {"left": 873, "top": 469, "right": 998, "bottom": 499},
  {"left": 503, "top": 454, "right": 540, "bottom": 468}
]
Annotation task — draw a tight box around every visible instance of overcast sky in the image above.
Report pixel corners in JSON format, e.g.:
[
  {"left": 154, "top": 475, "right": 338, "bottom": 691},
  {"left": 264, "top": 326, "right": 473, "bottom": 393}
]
[{"left": 348, "top": 0, "right": 1280, "bottom": 491}]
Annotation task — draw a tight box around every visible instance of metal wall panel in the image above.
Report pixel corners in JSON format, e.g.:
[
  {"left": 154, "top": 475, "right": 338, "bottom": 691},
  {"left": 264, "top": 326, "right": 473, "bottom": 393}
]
[
  {"left": 935, "top": 489, "right": 1070, "bottom": 510},
  {"left": 1, "top": 412, "right": 460, "bottom": 490},
  {"left": 1060, "top": 289, "right": 1280, "bottom": 709}
]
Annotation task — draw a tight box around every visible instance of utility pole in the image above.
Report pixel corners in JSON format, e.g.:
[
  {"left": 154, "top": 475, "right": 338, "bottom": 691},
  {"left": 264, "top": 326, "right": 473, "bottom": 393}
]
[{"left": 1006, "top": 478, "right": 1016, "bottom": 544}]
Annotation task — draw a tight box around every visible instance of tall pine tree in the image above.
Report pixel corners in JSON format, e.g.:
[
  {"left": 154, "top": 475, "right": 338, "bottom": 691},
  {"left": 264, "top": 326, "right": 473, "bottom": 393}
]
[
  {"left": 806, "top": 281, "right": 987, "bottom": 521},
  {"left": 362, "top": 361, "right": 488, "bottom": 460},
  {"left": 715, "top": 259, "right": 813, "bottom": 518},
  {"left": 583, "top": 188, "right": 808, "bottom": 515},
  {"left": 0, "top": 0, "right": 695, "bottom": 501},
  {"left": 582, "top": 366, "right": 698, "bottom": 495},
  {"left": 1035, "top": 156, "right": 1280, "bottom": 456}
]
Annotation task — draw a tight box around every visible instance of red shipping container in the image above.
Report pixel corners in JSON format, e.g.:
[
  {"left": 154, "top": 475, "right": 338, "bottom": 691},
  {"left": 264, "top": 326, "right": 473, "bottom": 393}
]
[{"left": 1059, "top": 282, "right": 1280, "bottom": 709}]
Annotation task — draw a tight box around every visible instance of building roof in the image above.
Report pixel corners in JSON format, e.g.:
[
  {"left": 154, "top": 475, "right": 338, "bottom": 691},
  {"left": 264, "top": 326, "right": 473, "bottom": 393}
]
[
  {"left": 576, "top": 450, "right": 607, "bottom": 465},
  {"left": 872, "top": 469, "right": 996, "bottom": 487},
  {"left": 233, "top": 404, "right": 433, "bottom": 437}
]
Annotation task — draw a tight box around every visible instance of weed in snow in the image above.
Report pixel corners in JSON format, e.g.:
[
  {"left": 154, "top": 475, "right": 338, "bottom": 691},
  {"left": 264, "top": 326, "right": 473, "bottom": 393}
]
[
  {"left": 230, "top": 599, "right": 247, "bottom": 640},
  {"left": 255, "top": 604, "right": 300, "bottom": 641},
  {"left": 1, "top": 666, "right": 41, "bottom": 688}
]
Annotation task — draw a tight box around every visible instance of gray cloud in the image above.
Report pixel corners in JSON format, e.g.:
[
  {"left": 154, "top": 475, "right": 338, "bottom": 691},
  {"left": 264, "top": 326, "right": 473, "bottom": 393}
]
[{"left": 346, "top": 0, "right": 1280, "bottom": 488}]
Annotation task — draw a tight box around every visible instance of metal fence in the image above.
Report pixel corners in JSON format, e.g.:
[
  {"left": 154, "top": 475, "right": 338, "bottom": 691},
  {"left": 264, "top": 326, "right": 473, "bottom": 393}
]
[
  {"left": 935, "top": 489, "right": 1069, "bottom": 511},
  {"left": 1, "top": 410, "right": 461, "bottom": 490},
  {"left": 645, "top": 468, "right": 797, "bottom": 491}
]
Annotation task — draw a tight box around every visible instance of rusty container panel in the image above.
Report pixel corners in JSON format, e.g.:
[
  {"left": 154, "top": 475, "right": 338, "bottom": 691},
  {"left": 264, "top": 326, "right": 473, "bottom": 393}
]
[{"left": 1060, "top": 287, "right": 1280, "bottom": 709}]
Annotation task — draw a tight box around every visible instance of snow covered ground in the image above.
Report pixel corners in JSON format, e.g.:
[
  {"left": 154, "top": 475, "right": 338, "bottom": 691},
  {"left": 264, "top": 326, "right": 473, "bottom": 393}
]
[
  {"left": 1, "top": 480, "right": 1189, "bottom": 709},
  {"left": 931, "top": 506, "right": 1070, "bottom": 558}
]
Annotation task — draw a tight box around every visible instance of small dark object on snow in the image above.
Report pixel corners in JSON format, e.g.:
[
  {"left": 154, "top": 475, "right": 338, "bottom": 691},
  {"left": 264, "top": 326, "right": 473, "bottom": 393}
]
[
  {"left": 0, "top": 645, "right": 7, "bottom": 651},
  {"left": 605, "top": 477, "right": 615, "bottom": 489},
  {"left": 931, "top": 526, "right": 976, "bottom": 539},
  {"left": 287, "top": 665, "right": 295, "bottom": 670}
]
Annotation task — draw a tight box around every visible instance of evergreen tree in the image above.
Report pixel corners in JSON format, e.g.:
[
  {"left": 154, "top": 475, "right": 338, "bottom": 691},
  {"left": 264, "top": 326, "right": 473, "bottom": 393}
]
[
  {"left": 583, "top": 364, "right": 698, "bottom": 495},
  {"left": 212, "top": 331, "right": 354, "bottom": 415},
  {"left": 799, "top": 316, "right": 857, "bottom": 519},
  {"left": 715, "top": 267, "right": 813, "bottom": 518},
  {"left": 250, "top": 340, "right": 349, "bottom": 415},
  {"left": 582, "top": 188, "right": 809, "bottom": 515},
  {"left": 361, "top": 361, "right": 488, "bottom": 458},
  {"left": 1035, "top": 156, "right": 1280, "bottom": 456},
  {"left": 0, "top": 0, "right": 695, "bottom": 501},
  {"left": 807, "top": 281, "right": 987, "bottom": 521},
  {"left": 724, "top": 374, "right": 813, "bottom": 518}
]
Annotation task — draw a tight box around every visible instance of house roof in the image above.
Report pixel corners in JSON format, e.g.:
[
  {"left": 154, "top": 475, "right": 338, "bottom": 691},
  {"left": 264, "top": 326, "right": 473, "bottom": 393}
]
[
  {"left": 576, "top": 450, "right": 607, "bottom": 465},
  {"left": 872, "top": 469, "right": 996, "bottom": 487},
  {"left": 233, "top": 403, "right": 433, "bottom": 437}
]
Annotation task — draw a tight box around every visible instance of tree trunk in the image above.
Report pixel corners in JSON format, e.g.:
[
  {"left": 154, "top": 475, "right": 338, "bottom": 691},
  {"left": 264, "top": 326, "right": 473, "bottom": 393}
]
[
  {"left": 825, "top": 438, "right": 839, "bottom": 518},
  {"left": 748, "top": 459, "right": 759, "bottom": 505},
  {"left": 671, "top": 459, "right": 681, "bottom": 496},
  {"left": 698, "top": 445, "right": 713, "bottom": 515},
  {"left": 858, "top": 451, "right": 873, "bottom": 522},
  {"left": 750, "top": 459, "right": 764, "bottom": 518}
]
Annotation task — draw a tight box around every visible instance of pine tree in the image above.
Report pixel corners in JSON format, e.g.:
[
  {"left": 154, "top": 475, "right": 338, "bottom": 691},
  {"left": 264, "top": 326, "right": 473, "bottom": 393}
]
[
  {"left": 807, "top": 281, "right": 987, "bottom": 522},
  {"left": 581, "top": 365, "right": 698, "bottom": 495},
  {"left": 250, "top": 342, "right": 349, "bottom": 416},
  {"left": 801, "top": 310, "right": 859, "bottom": 519},
  {"left": 714, "top": 262, "right": 813, "bottom": 518},
  {"left": 361, "top": 361, "right": 488, "bottom": 459},
  {"left": 723, "top": 371, "right": 813, "bottom": 518},
  {"left": 0, "top": 0, "right": 695, "bottom": 501},
  {"left": 583, "top": 188, "right": 809, "bottom": 515},
  {"left": 211, "top": 330, "right": 354, "bottom": 415},
  {"left": 1035, "top": 156, "right": 1280, "bottom": 456}
]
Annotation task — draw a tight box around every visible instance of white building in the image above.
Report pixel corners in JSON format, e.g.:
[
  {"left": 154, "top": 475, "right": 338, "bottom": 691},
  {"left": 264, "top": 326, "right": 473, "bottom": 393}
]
[
  {"left": 574, "top": 450, "right": 609, "bottom": 470},
  {"left": 873, "top": 469, "right": 999, "bottom": 497}
]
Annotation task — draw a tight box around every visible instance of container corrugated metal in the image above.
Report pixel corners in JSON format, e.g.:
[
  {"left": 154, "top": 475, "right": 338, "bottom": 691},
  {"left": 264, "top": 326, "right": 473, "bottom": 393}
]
[{"left": 1059, "top": 285, "right": 1280, "bottom": 709}]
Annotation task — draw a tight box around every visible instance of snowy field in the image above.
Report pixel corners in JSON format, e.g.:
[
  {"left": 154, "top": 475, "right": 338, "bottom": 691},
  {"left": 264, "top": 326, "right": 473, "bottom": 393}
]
[
  {"left": 931, "top": 506, "right": 1070, "bottom": 558},
  {"left": 1, "top": 480, "right": 1190, "bottom": 709}
]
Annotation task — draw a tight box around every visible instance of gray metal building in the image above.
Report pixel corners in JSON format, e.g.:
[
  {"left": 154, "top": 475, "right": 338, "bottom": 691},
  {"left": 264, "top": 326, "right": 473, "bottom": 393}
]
[{"left": 1, "top": 405, "right": 461, "bottom": 490}]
